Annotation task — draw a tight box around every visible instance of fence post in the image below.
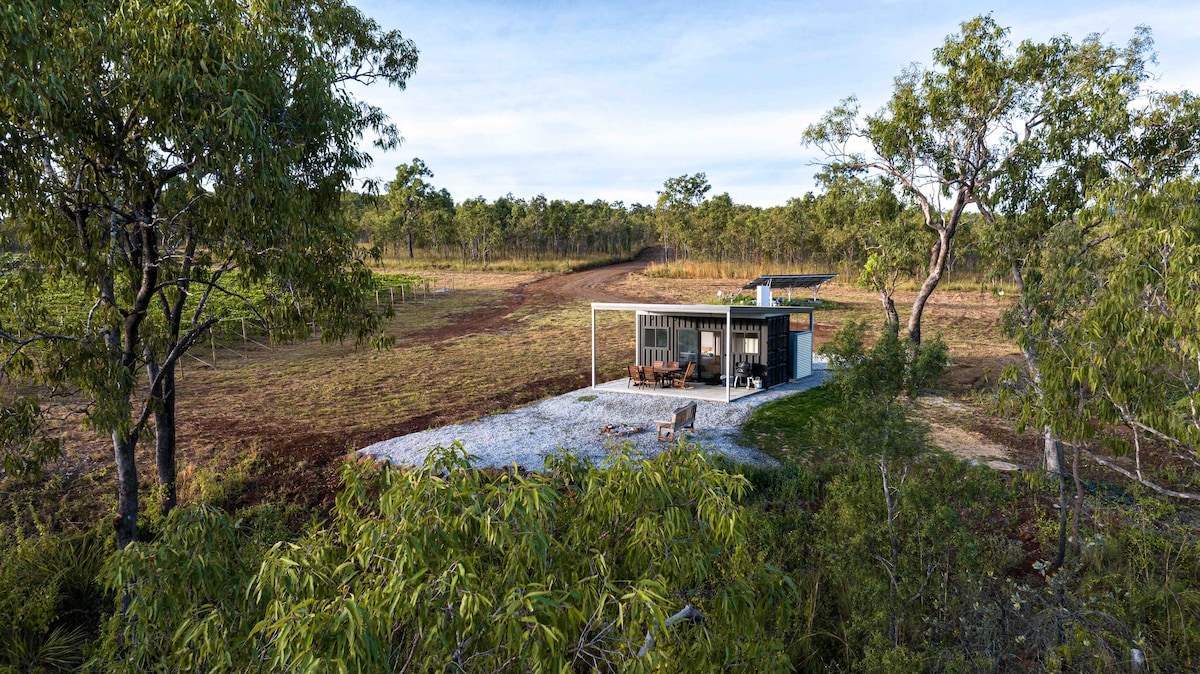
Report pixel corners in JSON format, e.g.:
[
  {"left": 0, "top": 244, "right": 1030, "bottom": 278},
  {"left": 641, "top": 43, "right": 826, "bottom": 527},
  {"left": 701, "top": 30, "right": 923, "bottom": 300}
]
[
  {"left": 241, "top": 318, "right": 247, "bottom": 344},
  {"left": 211, "top": 332, "right": 217, "bottom": 366}
]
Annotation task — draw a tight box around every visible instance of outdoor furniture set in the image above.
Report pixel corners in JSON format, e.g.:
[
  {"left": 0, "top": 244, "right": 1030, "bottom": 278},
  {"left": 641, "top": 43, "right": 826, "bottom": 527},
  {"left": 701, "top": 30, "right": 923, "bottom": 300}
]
[{"left": 626, "top": 361, "right": 695, "bottom": 390}]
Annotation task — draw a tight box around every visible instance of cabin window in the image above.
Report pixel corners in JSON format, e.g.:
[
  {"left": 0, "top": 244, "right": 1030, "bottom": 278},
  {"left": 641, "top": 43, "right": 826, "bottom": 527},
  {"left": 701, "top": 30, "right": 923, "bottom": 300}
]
[
  {"left": 733, "top": 332, "right": 760, "bottom": 354},
  {"left": 644, "top": 327, "right": 669, "bottom": 349}
]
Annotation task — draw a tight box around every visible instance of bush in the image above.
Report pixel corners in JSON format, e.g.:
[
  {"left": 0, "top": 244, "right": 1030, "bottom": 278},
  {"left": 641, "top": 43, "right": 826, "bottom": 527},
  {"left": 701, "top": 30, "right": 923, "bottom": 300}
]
[
  {"left": 0, "top": 529, "right": 107, "bottom": 672},
  {"left": 94, "top": 443, "right": 794, "bottom": 672}
]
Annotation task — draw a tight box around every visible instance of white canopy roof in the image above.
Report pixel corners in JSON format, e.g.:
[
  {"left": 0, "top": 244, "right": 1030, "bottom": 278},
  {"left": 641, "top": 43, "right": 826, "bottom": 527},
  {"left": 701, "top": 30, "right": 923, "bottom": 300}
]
[{"left": 590, "top": 302, "right": 813, "bottom": 319}]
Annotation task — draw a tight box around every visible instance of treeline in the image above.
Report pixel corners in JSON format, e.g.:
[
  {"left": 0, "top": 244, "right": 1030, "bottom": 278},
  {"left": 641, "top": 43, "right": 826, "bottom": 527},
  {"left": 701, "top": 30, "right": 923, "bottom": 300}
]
[
  {"left": 348, "top": 158, "right": 656, "bottom": 264},
  {"left": 350, "top": 161, "right": 988, "bottom": 273}
]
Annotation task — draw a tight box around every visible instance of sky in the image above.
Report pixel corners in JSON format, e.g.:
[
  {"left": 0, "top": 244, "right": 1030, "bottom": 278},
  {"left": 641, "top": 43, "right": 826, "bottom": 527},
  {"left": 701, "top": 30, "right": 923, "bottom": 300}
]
[{"left": 349, "top": 0, "right": 1200, "bottom": 207}]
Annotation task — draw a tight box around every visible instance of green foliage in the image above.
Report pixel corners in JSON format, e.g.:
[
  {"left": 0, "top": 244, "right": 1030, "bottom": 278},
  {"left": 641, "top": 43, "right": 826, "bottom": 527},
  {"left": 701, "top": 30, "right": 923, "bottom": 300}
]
[
  {"left": 0, "top": 0, "right": 420, "bottom": 545},
  {"left": 94, "top": 444, "right": 793, "bottom": 671},
  {"left": 0, "top": 529, "right": 108, "bottom": 672},
  {"left": 94, "top": 505, "right": 268, "bottom": 673},
  {"left": 732, "top": 315, "right": 1200, "bottom": 670},
  {"left": 0, "top": 395, "right": 60, "bottom": 477},
  {"left": 1001, "top": 176, "right": 1200, "bottom": 475},
  {"left": 821, "top": 321, "right": 950, "bottom": 404}
]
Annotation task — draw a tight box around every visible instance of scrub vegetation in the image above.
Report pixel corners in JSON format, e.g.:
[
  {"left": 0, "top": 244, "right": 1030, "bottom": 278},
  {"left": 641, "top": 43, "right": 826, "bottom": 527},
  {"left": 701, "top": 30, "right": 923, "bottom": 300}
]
[{"left": 2, "top": 4, "right": 1199, "bottom": 673}]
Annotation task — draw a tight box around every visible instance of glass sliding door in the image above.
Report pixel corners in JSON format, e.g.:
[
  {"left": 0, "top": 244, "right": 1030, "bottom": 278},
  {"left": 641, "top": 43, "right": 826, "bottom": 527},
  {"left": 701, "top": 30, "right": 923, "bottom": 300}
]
[
  {"left": 676, "top": 328, "right": 698, "bottom": 369},
  {"left": 700, "top": 330, "right": 722, "bottom": 379}
]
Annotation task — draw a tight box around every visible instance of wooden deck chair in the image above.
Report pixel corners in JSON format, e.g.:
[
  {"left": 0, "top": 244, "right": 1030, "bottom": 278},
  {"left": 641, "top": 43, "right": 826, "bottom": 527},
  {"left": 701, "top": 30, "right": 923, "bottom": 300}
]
[
  {"left": 637, "top": 365, "right": 658, "bottom": 388},
  {"left": 627, "top": 364, "right": 642, "bottom": 387},
  {"left": 670, "top": 362, "right": 695, "bottom": 389}
]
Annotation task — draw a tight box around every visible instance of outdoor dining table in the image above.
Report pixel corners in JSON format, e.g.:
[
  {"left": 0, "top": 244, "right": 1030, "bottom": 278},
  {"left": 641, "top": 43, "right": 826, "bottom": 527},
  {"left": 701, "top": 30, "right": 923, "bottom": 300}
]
[{"left": 648, "top": 365, "right": 681, "bottom": 388}]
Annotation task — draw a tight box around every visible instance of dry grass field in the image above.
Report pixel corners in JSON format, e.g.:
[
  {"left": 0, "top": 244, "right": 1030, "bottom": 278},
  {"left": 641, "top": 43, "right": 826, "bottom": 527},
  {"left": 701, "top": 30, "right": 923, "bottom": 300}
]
[{"left": 6, "top": 257, "right": 1030, "bottom": 530}]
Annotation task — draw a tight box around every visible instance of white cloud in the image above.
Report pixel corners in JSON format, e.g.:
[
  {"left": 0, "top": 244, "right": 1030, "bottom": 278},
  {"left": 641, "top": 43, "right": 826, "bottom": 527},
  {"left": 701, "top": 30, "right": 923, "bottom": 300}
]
[{"left": 350, "top": 0, "right": 1200, "bottom": 207}]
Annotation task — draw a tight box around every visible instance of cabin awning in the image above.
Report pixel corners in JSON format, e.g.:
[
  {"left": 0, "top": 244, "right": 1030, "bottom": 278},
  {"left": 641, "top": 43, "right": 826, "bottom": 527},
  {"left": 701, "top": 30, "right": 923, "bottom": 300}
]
[{"left": 590, "top": 302, "right": 812, "bottom": 319}]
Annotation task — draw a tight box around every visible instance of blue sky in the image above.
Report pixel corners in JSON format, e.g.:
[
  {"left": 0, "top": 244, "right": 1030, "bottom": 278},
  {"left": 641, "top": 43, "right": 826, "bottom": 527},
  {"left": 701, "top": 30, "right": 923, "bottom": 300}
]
[{"left": 350, "top": 1, "right": 1200, "bottom": 207}]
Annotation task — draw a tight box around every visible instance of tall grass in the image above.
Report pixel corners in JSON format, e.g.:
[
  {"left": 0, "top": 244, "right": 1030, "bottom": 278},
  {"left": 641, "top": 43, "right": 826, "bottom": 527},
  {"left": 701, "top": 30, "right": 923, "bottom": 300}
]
[
  {"left": 371, "top": 250, "right": 636, "bottom": 274},
  {"left": 642, "top": 259, "right": 847, "bottom": 281},
  {"left": 642, "top": 258, "right": 1016, "bottom": 293}
]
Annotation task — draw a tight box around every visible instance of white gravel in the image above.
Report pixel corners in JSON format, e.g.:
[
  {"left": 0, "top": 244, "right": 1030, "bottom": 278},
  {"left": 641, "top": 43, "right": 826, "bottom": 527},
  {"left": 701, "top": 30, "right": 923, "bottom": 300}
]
[{"left": 360, "top": 359, "right": 829, "bottom": 470}]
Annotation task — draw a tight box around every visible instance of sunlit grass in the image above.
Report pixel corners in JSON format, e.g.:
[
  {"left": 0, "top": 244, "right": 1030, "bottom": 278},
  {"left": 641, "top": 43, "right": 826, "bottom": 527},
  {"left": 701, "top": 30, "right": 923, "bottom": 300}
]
[
  {"left": 642, "top": 258, "right": 1016, "bottom": 294},
  {"left": 740, "top": 384, "right": 839, "bottom": 464},
  {"left": 370, "top": 249, "right": 637, "bottom": 274}
]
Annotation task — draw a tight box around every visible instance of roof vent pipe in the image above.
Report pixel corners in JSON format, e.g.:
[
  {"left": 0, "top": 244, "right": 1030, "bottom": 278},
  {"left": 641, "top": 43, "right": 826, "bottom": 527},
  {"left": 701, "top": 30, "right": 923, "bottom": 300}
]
[{"left": 756, "top": 285, "right": 772, "bottom": 307}]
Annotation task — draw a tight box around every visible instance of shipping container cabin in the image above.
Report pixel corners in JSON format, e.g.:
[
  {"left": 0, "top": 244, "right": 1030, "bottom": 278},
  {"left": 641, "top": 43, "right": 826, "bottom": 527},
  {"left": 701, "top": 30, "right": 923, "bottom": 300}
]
[{"left": 589, "top": 275, "right": 834, "bottom": 402}]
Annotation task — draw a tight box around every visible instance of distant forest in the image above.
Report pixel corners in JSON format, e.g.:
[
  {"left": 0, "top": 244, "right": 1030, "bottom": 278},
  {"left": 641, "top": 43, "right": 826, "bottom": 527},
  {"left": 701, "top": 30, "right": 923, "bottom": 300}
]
[{"left": 348, "top": 162, "right": 988, "bottom": 274}]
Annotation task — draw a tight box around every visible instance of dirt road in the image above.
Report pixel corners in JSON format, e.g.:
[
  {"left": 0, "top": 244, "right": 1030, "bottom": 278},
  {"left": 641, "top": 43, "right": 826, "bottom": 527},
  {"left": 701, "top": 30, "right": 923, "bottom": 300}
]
[{"left": 525, "top": 247, "right": 669, "bottom": 303}]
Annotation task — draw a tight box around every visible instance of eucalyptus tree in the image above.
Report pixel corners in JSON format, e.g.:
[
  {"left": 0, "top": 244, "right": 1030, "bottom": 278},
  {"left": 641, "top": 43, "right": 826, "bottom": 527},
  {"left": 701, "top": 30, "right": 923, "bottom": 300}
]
[
  {"left": 383, "top": 158, "right": 437, "bottom": 259},
  {"left": 980, "top": 31, "right": 1200, "bottom": 483},
  {"left": 656, "top": 173, "right": 711, "bottom": 257},
  {"left": 1066, "top": 179, "right": 1200, "bottom": 494},
  {"left": 805, "top": 15, "right": 1143, "bottom": 345},
  {"left": 421, "top": 187, "right": 457, "bottom": 257},
  {"left": 0, "top": 0, "right": 417, "bottom": 547}
]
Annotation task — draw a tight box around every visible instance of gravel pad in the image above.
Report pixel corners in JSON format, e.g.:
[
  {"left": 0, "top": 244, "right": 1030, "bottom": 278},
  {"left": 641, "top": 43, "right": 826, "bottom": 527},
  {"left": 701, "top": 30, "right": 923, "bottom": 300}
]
[{"left": 361, "top": 362, "right": 829, "bottom": 470}]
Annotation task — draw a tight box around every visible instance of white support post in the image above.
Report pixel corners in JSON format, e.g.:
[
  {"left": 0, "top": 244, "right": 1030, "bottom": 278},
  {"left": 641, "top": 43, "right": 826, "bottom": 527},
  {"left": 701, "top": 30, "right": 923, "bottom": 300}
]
[
  {"left": 725, "top": 308, "right": 732, "bottom": 403},
  {"left": 634, "top": 311, "right": 641, "bottom": 365},
  {"left": 591, "top": 306, "right": 596, "bottom": 389}
]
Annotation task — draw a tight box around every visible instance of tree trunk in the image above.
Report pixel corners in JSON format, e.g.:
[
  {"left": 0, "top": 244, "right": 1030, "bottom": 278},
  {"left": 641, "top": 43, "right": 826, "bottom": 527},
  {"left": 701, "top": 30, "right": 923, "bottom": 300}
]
[
  {"left": 880, "top": 291, "right": 899, "bottom": 326},
  {"left": 880, "top": 453, "right": 900, "bottom": 646},
  {"left": 149, "top": 359, "right": 178, "bottom": 515},
  {"left": 906, "top": 228, "right": 952, "bottom": 345},
  {"left": 1071, "top": 442, "right": 1083, "bottom": 557},
  {"left": 1044, "top": 427, "right": 1063, "bottom": 476},
  {"left": 113, "top": 430, "right": 139, "bottom": 548}
]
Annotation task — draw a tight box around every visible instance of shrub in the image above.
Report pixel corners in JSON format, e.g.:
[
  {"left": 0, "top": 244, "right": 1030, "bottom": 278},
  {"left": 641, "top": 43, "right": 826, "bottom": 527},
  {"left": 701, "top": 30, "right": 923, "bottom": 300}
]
[
  {"left": 0, "top": 529, "right": 107, "bottom": 672},
  {"left": 94, "top": 443, "right": 794, "bottom": 672}
]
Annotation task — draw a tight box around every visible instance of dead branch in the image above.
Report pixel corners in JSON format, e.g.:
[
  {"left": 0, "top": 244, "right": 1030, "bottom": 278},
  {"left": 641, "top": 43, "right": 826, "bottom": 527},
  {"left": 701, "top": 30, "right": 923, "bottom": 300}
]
[
  {"left": 636, "top": 603, "right": 705, "bottom": 657},
  {"left": 1080, "top": 448, "right": 1200, "bottom": 501}
]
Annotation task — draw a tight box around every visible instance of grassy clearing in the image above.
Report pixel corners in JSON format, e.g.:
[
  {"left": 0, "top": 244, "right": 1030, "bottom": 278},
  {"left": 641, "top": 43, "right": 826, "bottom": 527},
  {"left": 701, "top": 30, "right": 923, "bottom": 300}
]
[
  {"left": 643, "top": 258, "right": 848, "bottom": 280},
  {"left": 740, "top": 385, "right": 838, "bottom": 464}
]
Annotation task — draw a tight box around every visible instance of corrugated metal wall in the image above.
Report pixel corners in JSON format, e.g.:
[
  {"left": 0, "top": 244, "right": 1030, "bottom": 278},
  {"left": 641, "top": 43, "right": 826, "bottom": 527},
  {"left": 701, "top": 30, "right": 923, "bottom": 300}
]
[
  {"left": 790, "top": 330, "right": 813, "bottom": 379},
  {"left": 766, "top": 315, "right": 790, "bottom": 386}
]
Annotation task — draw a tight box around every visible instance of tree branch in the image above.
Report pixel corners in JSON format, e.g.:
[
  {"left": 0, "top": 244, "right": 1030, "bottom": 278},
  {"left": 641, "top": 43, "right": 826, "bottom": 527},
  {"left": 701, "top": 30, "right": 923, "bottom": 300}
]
[
  {"left": 636, "top": 604, "right": 705, "bottom": 657},
  {"left": 1080, "top": 447, "right": 1200, "bottom": 501}
]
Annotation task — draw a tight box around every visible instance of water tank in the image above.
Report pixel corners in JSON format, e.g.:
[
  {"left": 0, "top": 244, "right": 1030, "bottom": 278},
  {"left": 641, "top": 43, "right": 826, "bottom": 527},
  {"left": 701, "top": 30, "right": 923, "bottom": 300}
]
[{"left": 756, "top": 285, "right": 772, "bottom": 307}]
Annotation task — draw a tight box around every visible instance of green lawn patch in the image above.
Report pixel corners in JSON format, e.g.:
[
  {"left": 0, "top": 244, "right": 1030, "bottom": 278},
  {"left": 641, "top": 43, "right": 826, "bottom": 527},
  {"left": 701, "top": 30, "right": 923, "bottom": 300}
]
[{"left": 740, "top": 384, "right": 838, "bottom": 463}]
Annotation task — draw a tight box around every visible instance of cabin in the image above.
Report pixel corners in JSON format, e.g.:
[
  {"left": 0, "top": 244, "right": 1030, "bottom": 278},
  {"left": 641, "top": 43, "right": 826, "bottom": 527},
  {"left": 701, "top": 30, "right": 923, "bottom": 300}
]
[{"left": 589, "top": 274, "right": 835, "bottom": 402}]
